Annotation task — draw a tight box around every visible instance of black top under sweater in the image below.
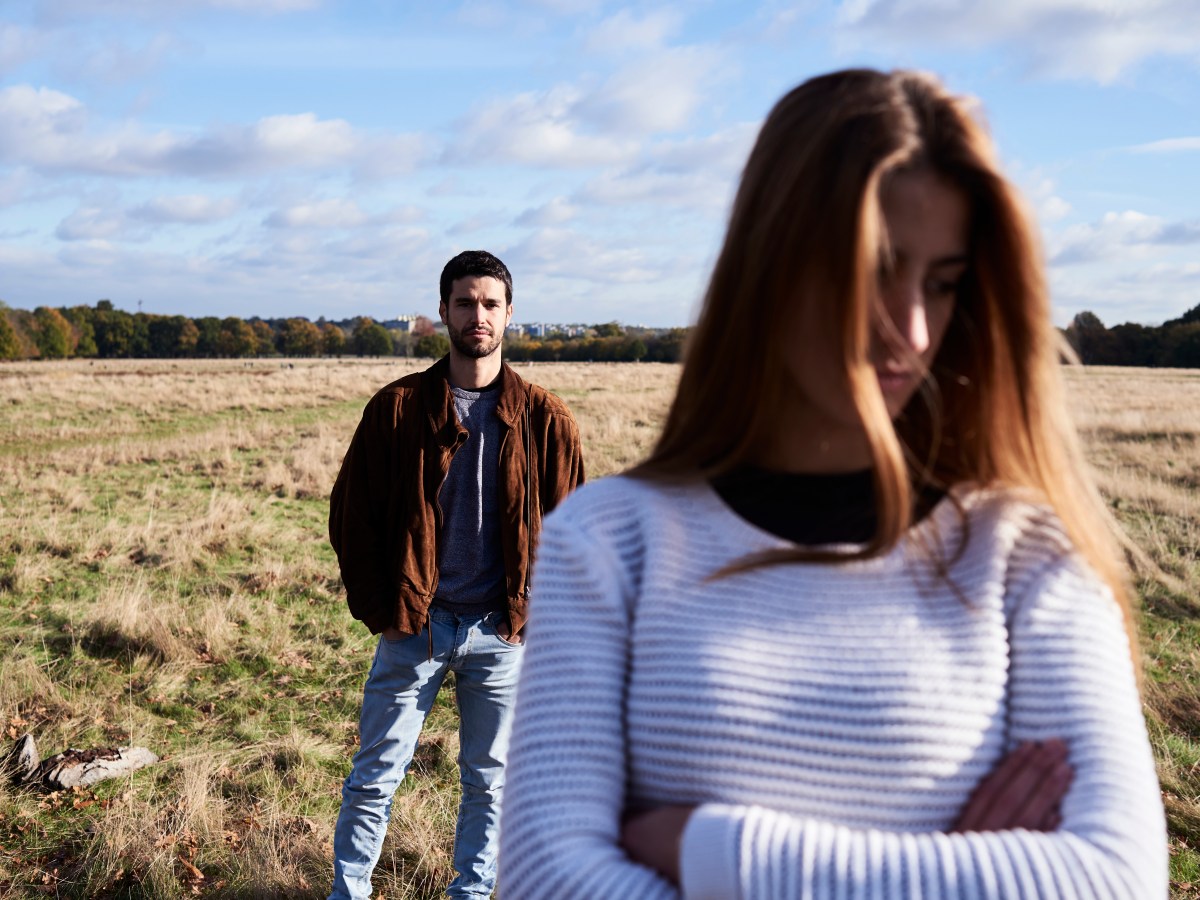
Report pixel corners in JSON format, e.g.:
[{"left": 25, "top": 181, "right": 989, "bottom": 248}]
[{"left": 710, "top": 467, "right": 945, "bottom": 545}]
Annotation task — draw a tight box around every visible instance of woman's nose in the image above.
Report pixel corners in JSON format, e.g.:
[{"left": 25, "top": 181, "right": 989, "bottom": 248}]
[{"left": 884, "top": 281, "right": 930, "bottom": 356}]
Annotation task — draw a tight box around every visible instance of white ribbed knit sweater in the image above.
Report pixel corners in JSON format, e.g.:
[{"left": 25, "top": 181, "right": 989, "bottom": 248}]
[{"left": 498, "top": 476, "right": 1166, "bottom": 899}]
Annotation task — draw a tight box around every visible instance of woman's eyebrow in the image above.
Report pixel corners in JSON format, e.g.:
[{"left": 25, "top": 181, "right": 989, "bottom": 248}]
[{"left": 889, "top": 251, "right": 970, "bottom": 267}]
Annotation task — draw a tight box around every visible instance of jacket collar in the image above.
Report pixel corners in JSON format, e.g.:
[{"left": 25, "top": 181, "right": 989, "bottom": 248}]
[{"left": 421, "top": 355, "right": 527, "bottom": 443}]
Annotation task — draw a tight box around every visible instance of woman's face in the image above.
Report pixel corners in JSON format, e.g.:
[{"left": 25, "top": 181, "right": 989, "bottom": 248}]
[
  {"left": 773, "top": 168, "right": 969, "bottom": 471},
  {"left": 871, "top": 168, "right": 969, "bottom": 417}
]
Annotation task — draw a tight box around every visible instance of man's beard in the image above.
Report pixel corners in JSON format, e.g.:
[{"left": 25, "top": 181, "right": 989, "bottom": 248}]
[{"left": 447, "top": 322, "right": 502, "bottom": 359}]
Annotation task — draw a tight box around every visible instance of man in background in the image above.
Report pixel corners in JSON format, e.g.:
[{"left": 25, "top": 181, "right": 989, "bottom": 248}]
[{"left": 327, "top": 250, "right": 585, "bottom": 899}]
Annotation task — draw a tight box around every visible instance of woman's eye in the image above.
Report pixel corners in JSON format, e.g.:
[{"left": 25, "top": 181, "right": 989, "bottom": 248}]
[{"left": 924, "top": 277, "right": 960, "bottom": 299}]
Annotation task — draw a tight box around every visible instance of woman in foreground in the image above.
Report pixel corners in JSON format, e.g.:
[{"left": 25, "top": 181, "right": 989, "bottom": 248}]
[{"left": 498, "top": 69, "right": 1166, "bottom": 898}]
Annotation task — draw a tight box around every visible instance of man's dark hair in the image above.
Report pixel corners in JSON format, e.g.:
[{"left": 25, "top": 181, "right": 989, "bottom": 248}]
[{"left": 440, "top": 250, "right": 513, "bottom": 306}]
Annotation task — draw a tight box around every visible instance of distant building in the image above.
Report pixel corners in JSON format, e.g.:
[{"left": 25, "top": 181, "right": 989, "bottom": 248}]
[{"left": 391, "top": 314, "right": 423, "bottom": 333}]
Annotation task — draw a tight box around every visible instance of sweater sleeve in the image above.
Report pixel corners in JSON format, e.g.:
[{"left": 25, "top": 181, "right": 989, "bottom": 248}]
[
  {"left": 498, "top": 508, "right": 678, "bottom": 900},
  {"left": 677, "top": 556, "right": 1168, "bottom": 899}
]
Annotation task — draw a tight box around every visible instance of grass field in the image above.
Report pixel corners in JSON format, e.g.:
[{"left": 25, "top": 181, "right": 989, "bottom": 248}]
[{"left": 0, "top": 358, "right": 1196, "bottom": 898}]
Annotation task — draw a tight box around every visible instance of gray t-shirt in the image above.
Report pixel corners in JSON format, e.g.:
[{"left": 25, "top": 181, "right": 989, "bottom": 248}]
[{"left": 432, "top": 383, "right": 507, "bottom": 616}]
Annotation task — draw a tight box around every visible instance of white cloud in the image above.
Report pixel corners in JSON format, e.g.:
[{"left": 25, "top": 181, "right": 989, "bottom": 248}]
[
  {"left": 649, "top": 122, "right": 758, "bottom": 175},
  {"left": 37, "top": 0, "right": 319, "bottom": 21},
  {"left": 0, "top": 24, "right": 41, "bottom": 74},
  {"left": 352, "top": 135, "right": 433, "bottom": 179},
  {"left": 514, "top": 227, "right": 672, "bottom": 284},
  {"left": 1039, "top": 195, "right": 1072, "bottom": 222},
  {"left": 507, "top": 227, "right": 706, "bottom": 323},
  {"left": 56, "top": 31, "right": 184, "bottom": 85},
  {"left": 322, "top": 226, "right": 433, "bottom": 268},
  {"left": 582, "top": 9, "right": 683, "bottom": 54},
  {"left": 445, "top": 46, "right": 724, "bottom": 169},
  {"left": 1128, "top": 136, "right": 1200, "bottom": 153},
  {"left": 130, "top": 194, "right": 240, "bottom": 223},
  {"left": 515, "top": 197, "right": 577, "bottom": 227},
  {"left": 836, "top": 0, "right": 1200, "bottom": 83},
  {"left": 55, "top": 205, "right": 128, "bottom": 242},
  {"left": 1050, "top": 210, "right": 1200, "bottom": 265},
  {"left": 445, "top": 85, "right": 637, "bottom": 168},
  {"left": 1016, "top": 173, "right": 1073, "bottom": 224},
  {"left": 0, "top": 224, "right": 442, "bottom": 321},
  {"left": 449, "top": 212, "right": 509, "bottom": 235},
  {"left": 264, "top": 198, "right": 368, "bottom": 229},
  {"left": 1118, "top": 262, "right": 1200, "bottom": 285},
  {"left": 0, "top": 169, "right": 36, "bottom": 208},
  {"left": 575, "top": 46, "right": 723, "bottom": 134},
  {"left": 208, "top": 0, "right": 320, "bottom": 9},
  {"left": 377, "top": 205, "right": 426, "bottom": 225},
  {"left": 1049, "top": 262, "right": 1200, "bottom": 326},
  {"left": 0, "top": 85, "right": 426, "bottom": 178},
  {"left": 525, "top": 0, "right": 604, "bottom": 13},
  {"left": 575, "top": 123, "right": 756, "bottom": 212},
  {"left": 243, "top": 113, "right": 358, "bottom": 167}
]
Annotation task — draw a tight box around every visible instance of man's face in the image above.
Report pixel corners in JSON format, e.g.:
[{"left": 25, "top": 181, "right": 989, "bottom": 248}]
[{"left": 440, "top": 275, "right": 512, "bottom": 360}]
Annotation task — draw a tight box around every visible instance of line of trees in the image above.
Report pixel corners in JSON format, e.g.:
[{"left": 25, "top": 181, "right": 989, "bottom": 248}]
[
  {"left": 0, "top": 300, "right": 451, "bottom": 361},
  {"left": 504, "top": 325, "right": 687, "bottom": 363},
  {"left": 0, "top": 301, "right": 688, "bottom": 363},
  {"left": 6, "top": 297, "right": 1199, "bottom": 369},
  {"left": 1063, "top": 304, "right": 1200, "bottom": 368}
]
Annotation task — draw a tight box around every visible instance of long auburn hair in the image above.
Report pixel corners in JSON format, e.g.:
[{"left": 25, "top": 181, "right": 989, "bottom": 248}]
[{"left": 635, "top": 68, "right": 1133, "bottom": 636}]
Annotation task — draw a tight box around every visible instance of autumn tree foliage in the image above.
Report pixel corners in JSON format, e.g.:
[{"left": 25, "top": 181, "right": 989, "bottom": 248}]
[
  {"left": 353, "top": 318, "right": 393, "bottom": 357},
  {"left": 414, "top": 333, "right": 450, "bottom": 358},
  {"left": 0, "top": 308, "right": 19, "bottom": 360},
  {"left": 278, "top": 318, "right": 322, "bottom": 357},
  {"left": 217, "top": 317, "right": 258, "bottom": 358},
  {"left": 322, "top": 323, "right": 346, "bottom": 356},
  {"left": 34, "top": 307, "right": 73, "bottom": 359}
]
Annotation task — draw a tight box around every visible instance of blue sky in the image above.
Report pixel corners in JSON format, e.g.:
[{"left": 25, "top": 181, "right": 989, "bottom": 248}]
[{"left": 0, "top": 0, "right": 1197, "bottom": 328}]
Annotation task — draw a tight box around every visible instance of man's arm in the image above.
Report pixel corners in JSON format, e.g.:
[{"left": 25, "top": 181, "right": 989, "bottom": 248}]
[
  {"left": 329, "top": 393, "right": 398, "bottom": 634},
  {"left": 537, "top": 405, "right": 585, "bottom": 514}
]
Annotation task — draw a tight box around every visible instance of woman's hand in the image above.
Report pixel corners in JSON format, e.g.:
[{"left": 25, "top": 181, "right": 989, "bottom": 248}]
[
  {"left": 953, "top": 739, "right": 1073, "bottom": 832},
  {"left": 619, "top": 741, "right": 1070, "bottom": 886},
  {"left": 620, "top": 805, "right": 695, "bottom": 885}
]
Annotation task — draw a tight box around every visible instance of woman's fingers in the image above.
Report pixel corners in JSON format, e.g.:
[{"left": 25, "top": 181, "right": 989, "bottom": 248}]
[
  {"left": 619, "top": 805, "right": 694, "bottom": 884},
  {"left": 954, "top": 739, "right": 1073, "bottom": 832}
]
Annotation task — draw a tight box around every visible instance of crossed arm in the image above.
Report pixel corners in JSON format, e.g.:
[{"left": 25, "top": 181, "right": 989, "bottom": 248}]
[{"left": 621, "top": 737, "right": 1074, "bottom": 885}]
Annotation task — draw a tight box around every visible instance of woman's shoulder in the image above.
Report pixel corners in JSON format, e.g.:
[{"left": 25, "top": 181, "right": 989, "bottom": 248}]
[
  {"left": 955, "top": 483, "right": 1073, "bottom": 549},
  {"left": 537, "top": 475, "right": 712, "bottom": 602},
  {"left": 950, "top": 482, "right": 1099, "bottom": 600},
  {"left": 548, "top": 472, "right": 704, "bottom": 532}
]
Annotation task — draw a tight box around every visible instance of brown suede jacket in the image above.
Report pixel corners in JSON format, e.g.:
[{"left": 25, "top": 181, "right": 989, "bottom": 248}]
[{"left": 329, "top": 356, "right": 585, "bottom": 638}]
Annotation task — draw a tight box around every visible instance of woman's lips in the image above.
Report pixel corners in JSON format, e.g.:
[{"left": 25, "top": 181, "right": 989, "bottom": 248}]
[{"left": 875, "top": 369, "right": 914, "bottom": 393}]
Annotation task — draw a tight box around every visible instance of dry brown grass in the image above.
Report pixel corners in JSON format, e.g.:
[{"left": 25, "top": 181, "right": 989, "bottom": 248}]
[{"left": 0, "top": 358, "right": 1196, "bottom": 897}]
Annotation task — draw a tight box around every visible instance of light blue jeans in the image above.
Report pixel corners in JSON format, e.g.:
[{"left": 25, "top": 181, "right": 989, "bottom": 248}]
[{"left": 329, "top": 608, "right": 524, "bottom": 900}]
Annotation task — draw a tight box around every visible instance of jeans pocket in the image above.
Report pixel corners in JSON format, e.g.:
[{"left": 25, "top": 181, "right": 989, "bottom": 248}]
[{"left": 488, "top": 612, "right": 524, "bottom": 648}]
